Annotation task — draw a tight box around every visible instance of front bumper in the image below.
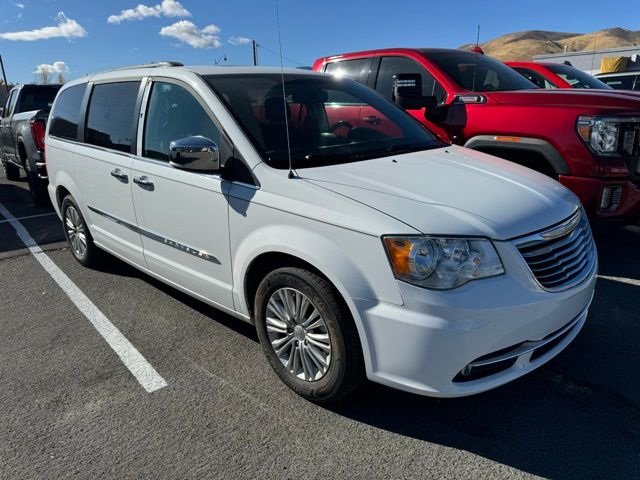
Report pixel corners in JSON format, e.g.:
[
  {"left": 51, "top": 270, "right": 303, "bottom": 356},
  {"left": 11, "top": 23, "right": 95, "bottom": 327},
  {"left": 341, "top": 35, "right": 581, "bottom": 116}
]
[
  {"left": 352, "top": 241, "right": 597, "bottom": 397},
  {"left": 559, "top": 175, "right": 640, "bottom": 221}
]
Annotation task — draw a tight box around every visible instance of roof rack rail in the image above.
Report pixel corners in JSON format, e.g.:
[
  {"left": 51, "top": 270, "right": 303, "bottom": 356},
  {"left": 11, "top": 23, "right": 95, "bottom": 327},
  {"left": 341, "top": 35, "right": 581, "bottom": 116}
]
[{"left": 105, "top": 61, "right": 184, "bottom": 72}]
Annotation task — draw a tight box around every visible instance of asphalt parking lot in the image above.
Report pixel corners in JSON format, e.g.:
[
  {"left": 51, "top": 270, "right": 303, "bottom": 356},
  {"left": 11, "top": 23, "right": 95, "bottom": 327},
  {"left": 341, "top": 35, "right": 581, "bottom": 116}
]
[{"left": 1, "top": 172, "right": 639, "bottom": 480}]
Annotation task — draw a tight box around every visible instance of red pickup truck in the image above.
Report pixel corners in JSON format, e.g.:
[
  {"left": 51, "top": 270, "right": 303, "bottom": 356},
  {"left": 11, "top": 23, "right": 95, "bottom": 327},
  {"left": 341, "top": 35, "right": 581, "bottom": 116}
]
[{"left": 313, "top": 48, "right": 640, "bottom": 221}]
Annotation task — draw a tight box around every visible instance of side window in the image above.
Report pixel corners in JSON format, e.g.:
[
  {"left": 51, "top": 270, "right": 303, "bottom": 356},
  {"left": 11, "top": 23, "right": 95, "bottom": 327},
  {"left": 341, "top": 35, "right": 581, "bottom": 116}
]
[
  {"left": 85, "top": 82, "right": 140, "bottom": 154},
  {"left": 600, "top": 75, "right": 635, "bottom": 90},
  {"left": 143, "top": 82, "right": 221, "bottom": 162},
  {"left": 513, "top": 68, "right": 555, "bottom": 89},
  {"left": 376, "top": 56, "right": 447, "bottom": 105},
  {"left": 2, "top": 91, "right": 13, "bottom": 117},
  {"left": 49, "top": 84, "right": 86, "bottom": 140},
  {"left": 4, "top": 91, "right": 18, "bottom": 117},
  {"left": 325, "top": 58, "right": 372, "bottom": 84},
  {"left": 634, "top": 76, "right": 640, "bottom": 91}
]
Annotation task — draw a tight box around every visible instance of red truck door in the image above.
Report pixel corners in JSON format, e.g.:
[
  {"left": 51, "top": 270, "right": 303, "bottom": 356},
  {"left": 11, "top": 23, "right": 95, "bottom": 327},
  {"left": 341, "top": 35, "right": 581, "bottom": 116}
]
[{"left": 371, "top": 56, "right": 451, "bottom": 142}]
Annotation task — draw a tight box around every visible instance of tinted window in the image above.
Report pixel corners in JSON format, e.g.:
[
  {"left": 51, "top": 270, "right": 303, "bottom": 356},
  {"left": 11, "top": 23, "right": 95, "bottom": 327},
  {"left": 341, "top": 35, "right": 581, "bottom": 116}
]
[
  {"left": 206, "top": 74, "right": 442, "bottom": 170},
  {"left": 545, "top": 64, "right": 611, "bottom": 89},
  {"left": 325, "top": 58, "right": 372, "bottom": 84},
  {"left": 599, "top": 75, "right": 637, "bottom": 91},
  {"left": 49, "top": 84, "right": 86, "bottom": 140},
  {"left": 85, "top": 82, "right": 139, "bottom": 153},
  {"left": 512, "top": 68, "right": 556, "bottom": 89},
  {"left": 2, "top": 91, "right": 14, "bottom": 117},
  {"left": 143, "top": 82, "right": 221, "bottom": 162},
  {"left": 376, "top": 56, "right": 447, "bottom": 104},
  {"left": 427, "top": 51, "right": 537, "bottom": 92},
  {"left": 15, "top": 86, "right": 59, "bottom": 114}
]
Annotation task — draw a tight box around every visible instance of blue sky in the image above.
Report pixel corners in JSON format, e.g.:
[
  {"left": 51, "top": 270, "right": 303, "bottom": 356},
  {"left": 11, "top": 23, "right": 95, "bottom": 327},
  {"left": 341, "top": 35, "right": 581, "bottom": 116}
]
[{"left": 1, "top": 0, "right": 639, "bottom": 84}]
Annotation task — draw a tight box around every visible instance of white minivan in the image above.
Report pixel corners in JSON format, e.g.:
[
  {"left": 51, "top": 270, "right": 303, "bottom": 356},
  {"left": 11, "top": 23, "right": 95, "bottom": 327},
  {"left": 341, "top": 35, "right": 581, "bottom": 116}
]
[{"left": 46, "top": 63, "right": 597, "bottom": 402}]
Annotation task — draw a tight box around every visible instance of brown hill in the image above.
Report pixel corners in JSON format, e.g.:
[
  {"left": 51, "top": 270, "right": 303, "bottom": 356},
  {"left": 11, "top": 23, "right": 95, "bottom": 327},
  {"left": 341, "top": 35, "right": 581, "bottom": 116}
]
[{"left": 460, "top": 28, "right": 640, "bottom": 61}]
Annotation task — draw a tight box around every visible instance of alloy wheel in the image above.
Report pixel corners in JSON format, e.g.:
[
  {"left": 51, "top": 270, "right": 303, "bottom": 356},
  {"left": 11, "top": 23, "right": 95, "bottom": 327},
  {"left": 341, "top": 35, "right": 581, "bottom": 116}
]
[
  {"left": 266, "top": 287, "right": 332, "bottom": 381},
  {"left": 64, "top": 206, "right": 87, "bottom": 258}
]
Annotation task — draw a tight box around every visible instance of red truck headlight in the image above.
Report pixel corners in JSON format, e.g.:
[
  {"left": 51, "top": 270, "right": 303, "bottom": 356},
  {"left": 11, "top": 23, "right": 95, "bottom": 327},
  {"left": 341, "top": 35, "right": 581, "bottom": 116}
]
[{"left": 577, "top": 115, "right": 621, "bottom": 156}]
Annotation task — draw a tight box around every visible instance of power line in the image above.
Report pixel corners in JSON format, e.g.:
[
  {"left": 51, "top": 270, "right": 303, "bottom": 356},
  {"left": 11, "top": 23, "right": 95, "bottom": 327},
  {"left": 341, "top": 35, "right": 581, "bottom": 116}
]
[{"left": 255, "top": 43, "right": 305, "bottom": 67}]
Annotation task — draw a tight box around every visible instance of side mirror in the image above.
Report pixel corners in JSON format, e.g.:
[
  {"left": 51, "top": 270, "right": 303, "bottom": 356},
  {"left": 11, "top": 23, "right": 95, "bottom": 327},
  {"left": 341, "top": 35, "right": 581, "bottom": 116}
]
[
  {"left": 393, "top": 73, "right": 426, "bottom": 109},
  {"left": 169, "top": 136, "right": 220, "bottom": 172}
]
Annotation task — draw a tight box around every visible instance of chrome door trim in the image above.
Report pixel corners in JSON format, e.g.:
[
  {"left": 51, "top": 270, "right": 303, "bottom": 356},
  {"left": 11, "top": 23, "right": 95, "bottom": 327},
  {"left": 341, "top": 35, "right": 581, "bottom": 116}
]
[{"left": 88, "top": 205, "right": 221, "bottom": 264}]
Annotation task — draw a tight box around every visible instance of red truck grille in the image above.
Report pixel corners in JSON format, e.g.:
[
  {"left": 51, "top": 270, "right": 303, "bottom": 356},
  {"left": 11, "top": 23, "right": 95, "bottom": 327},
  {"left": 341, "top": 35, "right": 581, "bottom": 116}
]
[{"left": 620, "top": 124, "right": 640, "bottom": 180}]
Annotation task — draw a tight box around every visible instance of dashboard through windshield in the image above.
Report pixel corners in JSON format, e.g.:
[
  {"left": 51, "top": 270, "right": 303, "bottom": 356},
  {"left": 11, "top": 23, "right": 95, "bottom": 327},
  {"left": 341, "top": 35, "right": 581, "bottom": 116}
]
[{"left": 205, "top": 74, "right": 443, "bottom": 169}]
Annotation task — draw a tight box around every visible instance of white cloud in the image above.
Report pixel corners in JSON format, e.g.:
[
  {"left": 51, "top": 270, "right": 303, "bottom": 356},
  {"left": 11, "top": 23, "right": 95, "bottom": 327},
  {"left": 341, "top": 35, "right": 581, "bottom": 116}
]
[
  {"left": 13, "top": 2, "right": 25, "bottom": 9},
  {"left": 34, "top": 61, "right": 69, "bottom": 76},
  {"left": 229, "top": 36, "right": 251, "bottom": 45},
  {"left": 0, "top": 12, "right": 86, "bottom": 41},
  {"left": 159, "top": 20, "right": 221, "bottom": 48},
  {"left": 108, "top": 0, "right": 190, "bottom": 24}
]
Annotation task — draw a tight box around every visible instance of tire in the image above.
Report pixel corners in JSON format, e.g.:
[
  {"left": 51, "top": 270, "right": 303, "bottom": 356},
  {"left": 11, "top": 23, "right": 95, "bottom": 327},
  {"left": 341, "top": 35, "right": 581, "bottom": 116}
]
[
  {"left": 2, "top": 159, "right": 20, "bottom": 181},
  {"left": 254, "top": 267, "right": 364, "bottom": 403},
  {"left": 61, "top": 195, "right": 101, "bottom": 267},
  {"left": 24, "top": 160, "right": 50, "bottom": 207}
]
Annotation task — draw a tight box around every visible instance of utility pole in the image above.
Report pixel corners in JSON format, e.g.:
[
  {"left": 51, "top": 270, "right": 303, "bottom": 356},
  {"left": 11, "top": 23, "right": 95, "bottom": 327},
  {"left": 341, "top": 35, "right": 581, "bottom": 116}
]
[
  {"left": 0, "top": 55, "right": 9, "bottom": 94},
  {"left": 252, "top": 40, "right": 258, "bottom": 66}
]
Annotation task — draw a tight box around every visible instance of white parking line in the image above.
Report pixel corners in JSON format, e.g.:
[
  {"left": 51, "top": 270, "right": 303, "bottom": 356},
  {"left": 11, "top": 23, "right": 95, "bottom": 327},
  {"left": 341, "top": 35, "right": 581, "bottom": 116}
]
[
  {"left": 598, "top": 274, "right": 640, "bottom": 287},
  {"left": 0, "top": 201, "right": 167, "bottom": 393},
  {"left": 0, "top": 212, "right": 56, "bottom": 224}
]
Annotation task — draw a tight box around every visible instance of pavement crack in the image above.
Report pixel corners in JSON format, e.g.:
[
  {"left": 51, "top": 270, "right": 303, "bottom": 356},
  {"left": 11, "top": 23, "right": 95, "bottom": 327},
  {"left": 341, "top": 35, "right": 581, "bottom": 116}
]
[
  {"left": 0, "top": 246, "right": 68, "bottom": 262},
  {"left": 549, "top": 371, "right": 639, "bottom": 414}
]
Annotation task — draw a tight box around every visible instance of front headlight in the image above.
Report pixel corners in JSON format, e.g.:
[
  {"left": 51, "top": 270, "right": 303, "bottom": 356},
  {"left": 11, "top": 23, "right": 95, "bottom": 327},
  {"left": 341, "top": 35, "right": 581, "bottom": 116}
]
[
  {"left": 382, "top": 236, "right": 504, "bottom": 289},
  {"left": 577, "top": 115, "right": 621, "bottom": 156}
]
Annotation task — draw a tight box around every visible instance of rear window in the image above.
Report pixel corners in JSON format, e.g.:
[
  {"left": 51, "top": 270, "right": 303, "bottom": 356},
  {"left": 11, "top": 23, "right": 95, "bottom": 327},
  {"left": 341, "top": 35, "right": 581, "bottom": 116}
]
[
  {"left": 85, "top": 82, "right": 140, "bottom": 154},
  {"left": 49, "top": 84, "right": 86, "bottom": 140},
  {"left": 15, "top": 86, "right": 60, "bottom": 114},
  {"left": 325, "top": 58, "right": 372, "bottom": 84}
]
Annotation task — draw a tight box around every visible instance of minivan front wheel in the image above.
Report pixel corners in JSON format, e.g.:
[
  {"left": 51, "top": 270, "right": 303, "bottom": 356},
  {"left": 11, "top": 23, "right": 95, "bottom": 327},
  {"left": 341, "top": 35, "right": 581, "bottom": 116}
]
[
  {"left": 61, "top": 195, "right": 100, "bottom": 267},
  {"left": 255, "top": 267, "right": 363, "bottom": 403}
]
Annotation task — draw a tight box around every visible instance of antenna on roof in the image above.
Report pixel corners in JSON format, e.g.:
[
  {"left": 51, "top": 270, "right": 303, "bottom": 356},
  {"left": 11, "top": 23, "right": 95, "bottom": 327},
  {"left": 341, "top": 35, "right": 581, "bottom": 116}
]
[
  {"left": 274, "top": 0, "right": 294, "bottom": 179},
  {"left": 472, "top": 25, "right": 480, "bottom": 92}
]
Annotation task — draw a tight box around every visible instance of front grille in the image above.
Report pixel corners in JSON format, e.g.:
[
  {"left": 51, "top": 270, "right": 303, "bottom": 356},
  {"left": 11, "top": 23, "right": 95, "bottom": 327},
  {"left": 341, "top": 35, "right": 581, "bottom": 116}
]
[
  {"left": 516, "top": 211, "right": 596, "bottom": 291},
  {"left": 620, "top": 123, "right": 640, "bottom": 180}
]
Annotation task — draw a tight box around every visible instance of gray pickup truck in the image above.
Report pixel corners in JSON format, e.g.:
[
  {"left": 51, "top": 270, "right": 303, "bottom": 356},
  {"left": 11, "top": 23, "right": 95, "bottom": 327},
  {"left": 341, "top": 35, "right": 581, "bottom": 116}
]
[{"left": 0, "top": 84, "right": 61, "bottom": 205}]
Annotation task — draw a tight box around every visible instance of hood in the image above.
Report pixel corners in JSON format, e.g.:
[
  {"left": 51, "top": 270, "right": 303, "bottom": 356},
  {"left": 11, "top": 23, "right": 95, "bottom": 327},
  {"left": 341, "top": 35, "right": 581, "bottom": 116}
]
[
  {"left": 487, "top": 89, "right": 640, "bottom": 112},
  {"left": 300, "top": 146, "right": 579, "bottom": 240}
]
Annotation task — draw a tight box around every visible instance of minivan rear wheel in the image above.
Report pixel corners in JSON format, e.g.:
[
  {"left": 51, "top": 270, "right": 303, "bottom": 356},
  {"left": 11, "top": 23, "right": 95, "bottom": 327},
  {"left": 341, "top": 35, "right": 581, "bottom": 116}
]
[
  {"left": 254, "top": 267, "right": 363, "bottom": 403},
  {"left": 61, "top": 195, "right": 100, "bottom": 267}
]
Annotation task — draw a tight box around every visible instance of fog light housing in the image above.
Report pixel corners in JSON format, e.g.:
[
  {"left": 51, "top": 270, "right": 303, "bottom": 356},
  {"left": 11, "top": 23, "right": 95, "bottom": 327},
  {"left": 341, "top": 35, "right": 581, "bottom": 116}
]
[{"left": 600, "top": 186, "right": 623, "bottom": 212}]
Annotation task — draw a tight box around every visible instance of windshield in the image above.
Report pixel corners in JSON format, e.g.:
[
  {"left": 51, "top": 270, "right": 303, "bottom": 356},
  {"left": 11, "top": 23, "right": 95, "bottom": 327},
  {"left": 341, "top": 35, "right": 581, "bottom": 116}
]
[
  {"left": 205, "top": 74, "right": 443, "bottom": 169},
  {"left": 426, "top": 51, "right": 538, "bottom": 92},
  {"left": 546, "top": 64, "right": 612, "bottom": 89},
  {"left": 16, "top": 86, "right": 60, "bottom": 113}
]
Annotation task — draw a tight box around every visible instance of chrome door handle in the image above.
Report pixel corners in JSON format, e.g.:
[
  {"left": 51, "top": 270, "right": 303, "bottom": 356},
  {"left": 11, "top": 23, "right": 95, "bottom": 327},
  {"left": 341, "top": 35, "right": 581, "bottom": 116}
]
[
  {"left": 110, "top": 168, "right": 128, "bottom": 181},
  {"left": 362, "top": 115, "right": 381, "bottom": 125},
  {"left": 133, "top": 175, "right": 154, "bottom": 190}
]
